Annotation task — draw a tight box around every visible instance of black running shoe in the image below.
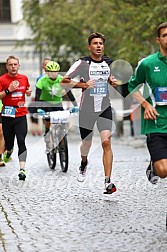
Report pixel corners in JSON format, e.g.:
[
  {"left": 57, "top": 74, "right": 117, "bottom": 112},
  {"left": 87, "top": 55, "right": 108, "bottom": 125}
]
[
  {"left": 146, "top": 161, "right": 159, "bottom": 184},
  {"left": 18, "top": 169, "right": 26, "bottom": 181},
  {"left": 104, "top": 182, "right": 117, "bottom": 194}
]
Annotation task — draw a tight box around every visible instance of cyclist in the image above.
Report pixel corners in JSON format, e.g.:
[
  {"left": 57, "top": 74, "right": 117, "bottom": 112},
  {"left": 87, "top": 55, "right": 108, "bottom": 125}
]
[{"left": 35, "top": 61, "right": 77, "bottom": 152}]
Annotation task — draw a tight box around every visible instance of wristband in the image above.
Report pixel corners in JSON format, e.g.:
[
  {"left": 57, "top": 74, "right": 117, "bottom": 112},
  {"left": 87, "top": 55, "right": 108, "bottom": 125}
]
[{"left": 5, "top": 89, "right": 10, "bottom": 95}]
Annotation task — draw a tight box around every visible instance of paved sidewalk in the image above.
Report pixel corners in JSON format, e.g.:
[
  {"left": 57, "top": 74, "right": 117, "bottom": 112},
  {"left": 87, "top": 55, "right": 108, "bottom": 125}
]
[{"left": 0, "top": 133, "right": 166, "bottom": 252}]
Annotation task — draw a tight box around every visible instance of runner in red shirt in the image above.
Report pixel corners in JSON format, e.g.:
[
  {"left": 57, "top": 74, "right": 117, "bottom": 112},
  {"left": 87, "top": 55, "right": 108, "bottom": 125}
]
[{"left": 0, "top": 55, "right": 32, "bottom": 180}]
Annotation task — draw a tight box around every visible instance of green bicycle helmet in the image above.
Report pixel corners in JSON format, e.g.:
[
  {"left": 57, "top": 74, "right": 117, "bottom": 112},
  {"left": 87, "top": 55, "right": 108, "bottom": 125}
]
[{"left": 45, "top": 61, "right": 60, "bottom": 71}]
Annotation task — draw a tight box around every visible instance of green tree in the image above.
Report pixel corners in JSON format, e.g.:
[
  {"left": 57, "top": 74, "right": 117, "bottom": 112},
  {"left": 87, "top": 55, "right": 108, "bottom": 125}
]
[{"left": 22, "top": 0, "right": 167, "bottom": 69}]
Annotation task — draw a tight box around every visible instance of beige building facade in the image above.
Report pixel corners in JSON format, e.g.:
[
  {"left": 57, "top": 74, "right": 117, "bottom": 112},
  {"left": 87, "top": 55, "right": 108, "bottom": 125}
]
[{"left": 0, "top": 0, "right": 42, "bottom": 93}]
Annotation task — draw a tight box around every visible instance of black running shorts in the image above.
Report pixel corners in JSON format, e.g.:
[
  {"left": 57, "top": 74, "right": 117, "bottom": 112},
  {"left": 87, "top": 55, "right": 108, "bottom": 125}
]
[
  {"left": 79, "top": 106, "right": 112, "bottom": 141},
  {"left": 146, "top": 133, "right": 167, "bottom": 161}
]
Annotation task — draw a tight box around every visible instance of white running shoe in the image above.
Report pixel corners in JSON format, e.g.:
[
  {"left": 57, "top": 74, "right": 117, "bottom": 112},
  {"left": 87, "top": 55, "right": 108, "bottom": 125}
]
[
  {"left": 77, "top": 162, "right": 87, "bottom": 182},
  {"left": 146, "top": 161, "right": 159, "bottom": 184}
]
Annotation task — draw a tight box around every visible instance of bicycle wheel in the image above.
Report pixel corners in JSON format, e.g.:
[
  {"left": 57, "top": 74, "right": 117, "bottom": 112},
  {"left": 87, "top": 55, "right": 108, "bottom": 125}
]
[
  {"left": 46, "top": 132, "right": 57, "bottom": 169},
  {"left": 59, "top": 135, "right": 68, "bottom": 172}
]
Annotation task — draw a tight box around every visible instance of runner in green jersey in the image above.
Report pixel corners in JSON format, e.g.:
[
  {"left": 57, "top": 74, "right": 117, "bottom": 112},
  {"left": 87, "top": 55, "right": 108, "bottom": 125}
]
[{"left": 128, "top": 22, "right": 167, "bottom": 184}]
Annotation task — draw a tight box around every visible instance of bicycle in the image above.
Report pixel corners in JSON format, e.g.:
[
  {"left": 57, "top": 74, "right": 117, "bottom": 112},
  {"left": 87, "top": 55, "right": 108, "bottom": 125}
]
[{"left": 38, "top": 108, "right": 78, "bottom": 172}]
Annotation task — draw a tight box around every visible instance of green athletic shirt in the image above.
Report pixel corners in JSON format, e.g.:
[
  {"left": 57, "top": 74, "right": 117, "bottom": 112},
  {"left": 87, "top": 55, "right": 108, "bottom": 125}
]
[
  {"left": 36, "top": 74, "right": 63, "bottom": 104},
  {"left": 128, "top": 50, "right": 167, "bottom": 135}
]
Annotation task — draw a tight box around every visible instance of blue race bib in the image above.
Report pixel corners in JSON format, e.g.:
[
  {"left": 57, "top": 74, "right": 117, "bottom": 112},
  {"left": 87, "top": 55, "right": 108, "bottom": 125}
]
[
  {"left": 155, "top": 87, "right": 167, "bottom": 105},
  {"left": 1, "top": 106, "right": 16, "bottom": 117},
  {"left": 90, "top": 81, "right": 107, "bottom": 97}
]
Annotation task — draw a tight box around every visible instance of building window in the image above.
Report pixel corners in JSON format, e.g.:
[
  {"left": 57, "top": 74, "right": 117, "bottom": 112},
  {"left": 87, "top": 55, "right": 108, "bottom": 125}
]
[
  {"left": 0, "top": 0, "right": 11, "bottom": 22},
  {"left": 0, "top": 63, "right": 7, "bottom": 76}
]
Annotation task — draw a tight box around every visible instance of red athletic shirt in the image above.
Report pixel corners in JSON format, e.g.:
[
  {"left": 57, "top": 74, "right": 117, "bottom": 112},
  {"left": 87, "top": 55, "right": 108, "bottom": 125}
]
[{"left": 0, "top": 73, "right": 30, "bottom": 117}]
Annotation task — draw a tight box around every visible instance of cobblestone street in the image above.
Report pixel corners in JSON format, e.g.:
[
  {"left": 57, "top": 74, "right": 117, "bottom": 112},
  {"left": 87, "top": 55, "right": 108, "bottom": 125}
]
[{"left": 0, "top": 133, "right": 167, "bottom": 252}]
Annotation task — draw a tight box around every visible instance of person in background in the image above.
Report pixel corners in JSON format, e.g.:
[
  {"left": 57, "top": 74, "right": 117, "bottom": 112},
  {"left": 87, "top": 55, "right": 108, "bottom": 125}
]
[
  {"left": 61, "top": 32, "right": 118, "bottom": 194},
  {"left": 128, "top": 22, "right": 167, "bottom": 184},
  {"left": 28, "top": 58, "right": 51, "bottom": 136},
  {"left": 28, "top": 97, "right": 42, "bottom": 136},
  {"left": 0, "top": 55, "right": 32, "bottom": 180},
  {"left": 36, "top": 57, "right": 51, "bottom": 82}
]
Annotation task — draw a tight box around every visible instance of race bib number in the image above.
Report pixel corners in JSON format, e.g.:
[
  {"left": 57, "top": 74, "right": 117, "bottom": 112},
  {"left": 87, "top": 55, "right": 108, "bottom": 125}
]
[
  {"left": 155, "top": 87, "right": 167, "bottom": 105},
  {"left": 90, "top": 81, "right": 107, "bottom": 97},
  {"left": 1, "top": 106, "right": 16, "bottom": 118},
  {"left": 50, "top": 110, "right": 70, "bottom": 124}
]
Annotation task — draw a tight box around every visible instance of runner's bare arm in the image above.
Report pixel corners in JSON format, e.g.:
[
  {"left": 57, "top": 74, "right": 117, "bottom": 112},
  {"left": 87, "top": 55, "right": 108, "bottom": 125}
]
[
  {"left": 61, "top": 76, "right": 95, "bottom": 89},
  {"left": 0, "top": 81, "right": 19, "bottom": 99},
  {"left": 132, "top": 90, "right": 159, "bottom": 120}
]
